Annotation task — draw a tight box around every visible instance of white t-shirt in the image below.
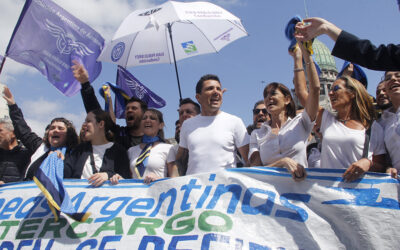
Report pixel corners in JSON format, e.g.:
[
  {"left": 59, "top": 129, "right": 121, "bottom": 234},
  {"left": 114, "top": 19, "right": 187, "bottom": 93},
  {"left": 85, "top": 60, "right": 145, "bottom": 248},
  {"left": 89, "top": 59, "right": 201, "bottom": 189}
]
[
  {"left": 167, "top": 144, "right": 179, "bottom": 164},
  {"left": 128, "top": 143, "right": 173, "bottom": 179},
  {"left": 249, "top": 110, "right": 314, "bottom": 168},
  {"left": 378, "top": 108, "right": 396, "bottom": 130},
  {"left": 320, "top": 110, "right": 383, "bottom": 169},
  {"left": 179, "top": 111, "right": 249, "bottom": 175},
  {"left": 383, "top": 107, "right": 400, "bottom": 170},
  {"left": 81, "top": 142, "right": 114, "bottom": 179}
]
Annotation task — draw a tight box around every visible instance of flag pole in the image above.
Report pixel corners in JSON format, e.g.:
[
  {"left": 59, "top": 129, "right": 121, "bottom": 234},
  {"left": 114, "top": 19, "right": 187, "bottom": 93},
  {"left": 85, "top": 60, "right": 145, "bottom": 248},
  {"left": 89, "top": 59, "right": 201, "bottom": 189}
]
[
  {"left": 167, "top": 23, "right": 183, "bottom": 102},
  {"left": 303, "top": 0, "right": 309, "bottom": 18},
  {"left": 0, "top": 57, "right": 6, "bottom": 75}
]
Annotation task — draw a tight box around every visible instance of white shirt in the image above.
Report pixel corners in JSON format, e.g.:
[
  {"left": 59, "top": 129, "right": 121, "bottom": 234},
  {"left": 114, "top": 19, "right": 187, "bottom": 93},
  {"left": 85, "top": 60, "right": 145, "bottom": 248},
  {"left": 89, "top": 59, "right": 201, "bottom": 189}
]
[
  {"left": 249, "top": 110, "right": 314, "bottom": 168},
  {"left": 320, "top": 110, "right": 380, "bottom": 169},
  {"left": 383, "top": 107, "right": 400, "bottom": 170},
  {"left": 128, "top": 143, "right": 173, "bottom": 179},
  {"left": 179, "top": 111, "right": 249, "bottom": 175},
  {"left": 81, "top": 142, "right": 114, "bottom": 179},
  {"left": 167, "top": 144, "right": 179, "bottom": 164},
  {"left": 378, "top": 108, "right": 396, "bottom": 129}
]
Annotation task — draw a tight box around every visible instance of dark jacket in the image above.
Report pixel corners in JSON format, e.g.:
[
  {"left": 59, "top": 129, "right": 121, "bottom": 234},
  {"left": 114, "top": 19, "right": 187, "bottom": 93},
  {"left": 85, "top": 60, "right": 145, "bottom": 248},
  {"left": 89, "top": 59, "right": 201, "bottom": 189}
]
[
  {"left": 9, "top": 104, "right": 43, "bottom": 180},
  {"left": 8, "top": 104, "right": 71, "bottom": 180},
  {"left": 332, "top": 30, "right": 400, "bottom": 71},
  {"left": 80, "top": 82, "right": 142, "bottom": 150},
  {"left": 64, "top": 142, "right": 131, "bottom": 179},
  {"left": 0, "top": 142, "right": 31, "bottom": 183}
]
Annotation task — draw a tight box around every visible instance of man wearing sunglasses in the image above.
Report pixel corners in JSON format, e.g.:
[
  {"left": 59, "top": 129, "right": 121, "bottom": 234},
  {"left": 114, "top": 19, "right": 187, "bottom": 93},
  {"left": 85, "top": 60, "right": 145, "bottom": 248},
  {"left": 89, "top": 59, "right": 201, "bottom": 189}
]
[{"left": 247, "top": 100, "right": 269, "bottom": 135}]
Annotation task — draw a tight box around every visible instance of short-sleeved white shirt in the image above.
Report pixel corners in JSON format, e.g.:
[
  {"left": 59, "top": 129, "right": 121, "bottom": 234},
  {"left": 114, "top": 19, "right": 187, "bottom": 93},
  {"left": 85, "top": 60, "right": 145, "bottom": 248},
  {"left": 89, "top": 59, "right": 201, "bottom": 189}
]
[
  {"left": 249, "top": 110, "right": 314, "bottom": 167},
  {"left": 128, "top": 143, "right": 173, "bottom": 179},
  {"left": 320, "top": 110, "right": 383, "bottom": 169},
  {"left": 179, "top": 111, "right": 249, "bottom": 175},
  {"left": 383, "top": 107, "right": 400, "bottom": 170}
]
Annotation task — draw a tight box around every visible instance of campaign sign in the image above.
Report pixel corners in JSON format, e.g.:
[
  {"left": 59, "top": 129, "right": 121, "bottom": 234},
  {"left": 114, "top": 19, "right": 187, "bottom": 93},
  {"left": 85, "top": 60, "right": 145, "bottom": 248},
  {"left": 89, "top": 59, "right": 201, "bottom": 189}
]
[{"left": 0, "top": 167, "right": 398, "bottom": 249}]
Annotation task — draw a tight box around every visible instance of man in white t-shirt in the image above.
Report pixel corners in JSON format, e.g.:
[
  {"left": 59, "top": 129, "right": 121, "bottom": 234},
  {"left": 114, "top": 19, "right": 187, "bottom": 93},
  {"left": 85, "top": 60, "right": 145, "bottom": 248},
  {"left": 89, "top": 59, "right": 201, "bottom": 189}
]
[{"left": 175, "top": 74, "right": 249, "bottom": 175}]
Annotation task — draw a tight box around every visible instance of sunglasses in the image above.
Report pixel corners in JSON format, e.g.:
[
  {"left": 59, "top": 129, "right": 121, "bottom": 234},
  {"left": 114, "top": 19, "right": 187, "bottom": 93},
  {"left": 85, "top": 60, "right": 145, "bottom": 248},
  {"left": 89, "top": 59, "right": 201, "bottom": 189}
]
[
  {"left": 330, "top": 85, "right": 342, "bottom": 92},
  {"left": 253, "top": 108, "right": 267, "bottom": 115}
]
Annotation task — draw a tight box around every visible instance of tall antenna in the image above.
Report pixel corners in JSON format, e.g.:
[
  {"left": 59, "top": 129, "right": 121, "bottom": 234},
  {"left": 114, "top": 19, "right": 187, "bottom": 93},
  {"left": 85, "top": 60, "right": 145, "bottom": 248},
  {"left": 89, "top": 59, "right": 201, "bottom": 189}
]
[{"left": 303, "top": 0, "right": 309, "bottom": 18}]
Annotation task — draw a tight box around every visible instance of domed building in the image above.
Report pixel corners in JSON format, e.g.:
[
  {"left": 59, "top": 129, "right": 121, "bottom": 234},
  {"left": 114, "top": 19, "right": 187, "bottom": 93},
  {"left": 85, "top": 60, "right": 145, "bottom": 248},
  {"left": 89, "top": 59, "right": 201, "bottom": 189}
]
[{"left": 292, "top": 39, "right": 338, "bottom": 111}]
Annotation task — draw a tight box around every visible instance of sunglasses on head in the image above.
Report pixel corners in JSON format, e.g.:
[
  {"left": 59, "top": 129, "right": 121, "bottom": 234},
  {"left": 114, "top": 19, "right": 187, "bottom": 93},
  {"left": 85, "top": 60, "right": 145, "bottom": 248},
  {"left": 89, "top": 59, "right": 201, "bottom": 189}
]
[{"left": 253, "top": 108, "right": 267, "bottom": 115}]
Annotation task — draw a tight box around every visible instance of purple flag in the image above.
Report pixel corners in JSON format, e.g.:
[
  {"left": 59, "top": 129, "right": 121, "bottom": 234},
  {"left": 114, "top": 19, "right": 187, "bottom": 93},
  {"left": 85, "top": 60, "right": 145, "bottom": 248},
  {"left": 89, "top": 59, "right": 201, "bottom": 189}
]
[
  {"left": 113, "top": 66, "right": 166, "bottom": 118},
  {"left": 5, "top": 0, "right": 104, "bottom": 96}
]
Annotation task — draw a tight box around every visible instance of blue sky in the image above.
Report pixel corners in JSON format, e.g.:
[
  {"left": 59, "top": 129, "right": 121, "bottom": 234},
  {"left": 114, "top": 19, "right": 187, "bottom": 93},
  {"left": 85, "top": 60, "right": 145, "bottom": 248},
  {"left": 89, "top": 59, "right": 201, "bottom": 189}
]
[{"left": 1, "top": 0, "right": 399, "bottom": 138}]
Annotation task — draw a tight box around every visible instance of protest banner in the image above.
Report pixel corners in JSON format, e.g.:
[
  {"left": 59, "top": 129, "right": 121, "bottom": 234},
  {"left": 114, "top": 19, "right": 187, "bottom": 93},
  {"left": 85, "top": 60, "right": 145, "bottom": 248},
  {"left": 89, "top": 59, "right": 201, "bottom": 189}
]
[
  {"left": 4, "top": 0, "right": 104, "bottom": 96},
  {"left": 0, "top": 167, "right": 398, "bottom": 249}
]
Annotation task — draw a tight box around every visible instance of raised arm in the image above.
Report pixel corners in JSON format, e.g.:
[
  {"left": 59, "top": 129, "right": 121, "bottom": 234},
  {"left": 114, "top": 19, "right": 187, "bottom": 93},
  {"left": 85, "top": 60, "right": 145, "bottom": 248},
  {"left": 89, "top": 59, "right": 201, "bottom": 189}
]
[
  {"left": 71, "top": 61, "right": 101, "bottom": 113},
  {"left": 103, "top": 85, "right": 116, "bottom": 123},
  {"left": 3, "top": 86, "right": 42, "bottom": 153},
  {"left": 290, "top": 46, "right": 307, "bottom": 108},
  {"left": 296, "top": 41, "right": 320, "bottom": 121},
  {"left": 295, "top": 17, "right": 400, "bottom": 71}
]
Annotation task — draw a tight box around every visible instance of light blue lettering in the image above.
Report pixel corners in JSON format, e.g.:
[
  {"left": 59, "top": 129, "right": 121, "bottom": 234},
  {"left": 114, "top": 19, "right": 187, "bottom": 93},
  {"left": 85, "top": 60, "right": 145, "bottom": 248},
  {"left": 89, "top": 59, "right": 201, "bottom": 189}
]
[
  {"left": 16, "top": 197, "right": 43, "bottom": 219},
  {"left": 138, "top": 236, "right": 164, "bottom": 250},
  {"left": 0, "top": 198, "right": 23, "bottom": 220},
  {"left": 206, "top": 184, "right": 242, "bottom": 214},
  {"left": 201, "top": 233, "right": 230, "bottom": 249},
  {"left": 275, "top": 193, "right": 310, "bottom": 222},
  {"left": 98, "top": 235, "right": 122, "bottom": 250},
  {"left": 180, "top": 179, "right": 201, "bottom": 211},
  {"left": 168, "top": 235, "right": 198, "bottom": 249},
  {"left": 96, "top": 197, "right": 131, "bottom": 223},
  {"left": 149, "top": 189, "right": 177, "bottom": 217},
  {"left": 125, "top": 198, "right": 154, "bottom": 217},
  {"left": 242, "top": 188, "right": 276, "bottom": 215}
]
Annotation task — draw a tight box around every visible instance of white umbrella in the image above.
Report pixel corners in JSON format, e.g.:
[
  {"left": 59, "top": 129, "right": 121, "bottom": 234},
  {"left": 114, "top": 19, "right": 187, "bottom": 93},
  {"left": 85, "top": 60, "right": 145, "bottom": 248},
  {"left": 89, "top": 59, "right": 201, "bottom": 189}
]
[{"left": 98, "top": 0, "right": 248, "bottom": 100}]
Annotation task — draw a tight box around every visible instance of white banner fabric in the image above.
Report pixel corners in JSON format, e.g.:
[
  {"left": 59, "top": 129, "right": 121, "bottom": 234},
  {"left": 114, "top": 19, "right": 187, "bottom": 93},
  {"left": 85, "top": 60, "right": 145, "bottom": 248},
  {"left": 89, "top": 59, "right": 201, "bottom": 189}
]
[{"left": 0, "top": 167, "right": 399, "bottom": 249}]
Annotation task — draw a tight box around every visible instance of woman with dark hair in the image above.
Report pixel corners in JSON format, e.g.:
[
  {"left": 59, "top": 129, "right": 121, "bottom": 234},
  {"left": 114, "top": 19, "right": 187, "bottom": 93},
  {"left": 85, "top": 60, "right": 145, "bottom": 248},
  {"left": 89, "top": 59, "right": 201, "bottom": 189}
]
[
  {"left": 64, "top": 109, "right": 130, "bottom": 186},
  {"left": 122, "top": 109, "right": 175, "bottom": 183},
  {"left": 3, "top": 86, "right": 79, "bottom": 180},
  {"left": 292, "top": 39, "right": 385, "bottom": 182},
  {"left": 249, "top": 43, "right": 320, "bottom": 181}
]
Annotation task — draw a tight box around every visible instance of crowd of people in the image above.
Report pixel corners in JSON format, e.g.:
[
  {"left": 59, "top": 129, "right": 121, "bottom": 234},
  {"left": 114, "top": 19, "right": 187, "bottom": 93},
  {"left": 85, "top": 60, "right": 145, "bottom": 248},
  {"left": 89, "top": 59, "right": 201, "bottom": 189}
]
[{"left": 0, "top": 17, "right": 399, "bottom": 186}]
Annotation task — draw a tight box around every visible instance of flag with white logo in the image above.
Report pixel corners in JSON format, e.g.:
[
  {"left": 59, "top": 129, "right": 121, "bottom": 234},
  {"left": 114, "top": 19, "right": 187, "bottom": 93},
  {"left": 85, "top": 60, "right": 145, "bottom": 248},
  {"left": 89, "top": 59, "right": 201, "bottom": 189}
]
[
  {"left": 5, "top": 0, "right": 104, "bottom": 96},
  {"left": 112, "top": 66, "right": 166, "bottom": 118}
]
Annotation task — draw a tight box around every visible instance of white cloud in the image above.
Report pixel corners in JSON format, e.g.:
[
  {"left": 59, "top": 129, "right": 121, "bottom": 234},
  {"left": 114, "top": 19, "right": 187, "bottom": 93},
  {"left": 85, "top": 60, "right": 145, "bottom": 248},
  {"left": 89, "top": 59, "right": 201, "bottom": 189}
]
[{"left": 21, "top": 97, "right": 86, "bottom": 135}]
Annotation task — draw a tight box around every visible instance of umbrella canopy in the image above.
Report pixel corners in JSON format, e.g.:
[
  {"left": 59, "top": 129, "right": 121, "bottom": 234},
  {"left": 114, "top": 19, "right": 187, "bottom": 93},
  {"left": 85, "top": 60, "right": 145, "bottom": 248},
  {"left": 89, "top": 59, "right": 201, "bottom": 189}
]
[{"left": 98, "top": 1, "right": 248, "bottom": 67}]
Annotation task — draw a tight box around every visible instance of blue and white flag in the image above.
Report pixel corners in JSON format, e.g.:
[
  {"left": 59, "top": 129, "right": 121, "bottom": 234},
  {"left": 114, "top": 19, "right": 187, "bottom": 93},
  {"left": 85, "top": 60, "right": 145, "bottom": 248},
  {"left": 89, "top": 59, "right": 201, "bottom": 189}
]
[
  {"left": 112, "top": 66, "right": 166, "bottom": 118},
  {"left": 33, "top": 148, "right": 90, "bottom": 222},
  {"left": 5, "top": 0, "right": 104, "bottom": 96}
]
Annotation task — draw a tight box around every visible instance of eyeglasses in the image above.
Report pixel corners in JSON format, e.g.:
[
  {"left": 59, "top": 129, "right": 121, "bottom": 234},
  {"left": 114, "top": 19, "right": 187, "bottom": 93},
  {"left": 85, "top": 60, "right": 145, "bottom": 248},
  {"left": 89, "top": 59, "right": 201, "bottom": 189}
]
[{"left": 253, "top": 108, "right": 267, "bottom": 115}]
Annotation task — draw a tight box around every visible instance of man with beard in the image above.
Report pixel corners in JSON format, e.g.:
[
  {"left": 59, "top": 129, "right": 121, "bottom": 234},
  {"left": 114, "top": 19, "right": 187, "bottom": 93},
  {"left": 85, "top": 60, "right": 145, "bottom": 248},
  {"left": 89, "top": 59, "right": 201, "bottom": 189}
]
[
  {"left": 376, "top": 78, "right": 393, "bottom": 129},
  {"left": 168, "top": 98, "right": 200, "bottom": 176},
  {"left": 247, "top": 100, "right": 269, "bottom": 135},
  {"left": 72, "top": 62, "right": 146, "bottom": 149}
]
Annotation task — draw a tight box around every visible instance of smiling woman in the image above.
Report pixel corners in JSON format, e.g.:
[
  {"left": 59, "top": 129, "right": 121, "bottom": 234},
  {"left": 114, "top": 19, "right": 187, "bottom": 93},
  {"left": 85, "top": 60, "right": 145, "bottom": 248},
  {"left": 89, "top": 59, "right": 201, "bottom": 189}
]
[
  {"left": 126, "top": 109, "right": 175, "bottom": 184},
  {"left": 2, "top": 86, "right": 79, "bottom": 180},
  {"left": 64, "top": 109, "right": 131, "bottom": 186},
  {"left": 249, "top": 42, "right": 320, "bottom": 181}
]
